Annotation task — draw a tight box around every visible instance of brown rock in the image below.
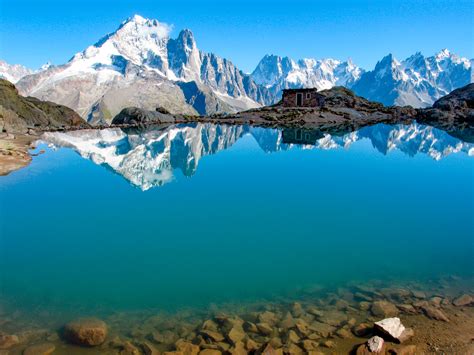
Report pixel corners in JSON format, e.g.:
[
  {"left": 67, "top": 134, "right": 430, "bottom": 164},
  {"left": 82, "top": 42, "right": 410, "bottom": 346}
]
[
  {"left": 200, "top": 330, "right": 225, "bottom": 342},
  {"left": 216, "top": 342, "right": 230, "bottom": 352},
  {"left": 291, "top": 303, "right": 304, "bottom": 317},
  {"left": 371, "top": 301, "right": 399, "bottom": 318},
  {"left": 199, "top": 350, "right": 222, "bottom": 355},
  {"left": 63, "top": 318, "right": 107, "bottom": 346},
  {"left": 245, "top": 338, "right": 259, "bottom": 351},
  {"left": 336, "top": 327, "right": 352, "bottom": 338},
  {"left": 352, "top": 323, "right": 373, "bottom": 337},
  {"left": 319, "top": 340, "right": 335, "bottom": 348},
  {"left": 228, "top": 341, "right": 247, "bottom": 355},
  {"left": 278, "top": 312, "right": 295, "bottom": 329},
  {"left": 420, "top": 304, "right": 449, "bottom": 322},
  {"left": 23, "top": 343, "right": 56, "bottom": 355},
  {"left": 452, "top": 294, "right": 473, "bottom": 307},
  {"left": 269, "top": 337, "right": 283, "bottom": 348},
  {"left": 202, "top": 319, "right": 219, "bottom": 331},
  {"left": 306, "top": 307, "right": 323, "bottom": 317},
  {"left": 309, "top": 321, "right": 336, "bottom": 338},
  {"left": 285, "top": 330, "right": 300, "bottom": 344},
  {"left": 392, "top": 344, "right": 417, "bottom": 355},
  {"left": 227, "top": 326, "right": 246, "bottom": 344},
  {"left": 258, "top": 311, "right": 278, "bottom": 326},
  {"left": 285, "top": 343, "right": 303, "bottom": 354},
  {"left": 120, "top": 341, "right": 141, "bottom": 355},
  {"left": 256, "top": 323, "right": 273, "bottom": 336},
  {"left": 176, "top": 339, "right": 200, "bottom": 355},
  {"left": 355, "top": 343, "right": 371, "bottom": 355},
  {"left": 316, "top": 310, "right": 347, "bottom": 326},
  {"left": 142, "top": 341, "right": 160, "bottom": 355},
  {"left": 346, "top": 318, "right": 357, "bottom": 327},
  {"left": 0, "top": 333, "right": 19, "bottom": 349},
  {"left": 294, "top": 319, "right": 310, "bottom": 337},
  {"left": 398, "top": 328, "right": 414, "bottom": 343},
  {"left": 300, "top": 339, "right": 318, "bottom": 351},
  {"left": 397, "top": 304, "right": 417, "bottom": 315},
  {"left": 334, "top": 299, "right": 350, "bottom": 310},
  {"left": 429, "top": 296, "right": 443, "bottom": 307},
  {"left": 243, "top": 321, "right": 258, "bottom": 333}
]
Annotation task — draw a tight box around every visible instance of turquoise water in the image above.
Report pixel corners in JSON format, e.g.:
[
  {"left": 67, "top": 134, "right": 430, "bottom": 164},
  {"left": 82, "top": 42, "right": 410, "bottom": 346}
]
[{"left": 0, "top": 123, "right": 473, "bottom": 319}]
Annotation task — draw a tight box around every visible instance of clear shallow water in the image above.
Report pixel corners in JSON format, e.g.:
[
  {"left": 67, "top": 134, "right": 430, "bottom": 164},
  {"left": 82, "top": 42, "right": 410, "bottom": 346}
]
[{"left": 0, "top": 123, "right": 473, "bottom": 320}]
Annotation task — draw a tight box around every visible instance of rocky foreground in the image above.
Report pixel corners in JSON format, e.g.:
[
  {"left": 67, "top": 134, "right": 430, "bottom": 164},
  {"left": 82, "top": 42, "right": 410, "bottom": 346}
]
[{"left": 0, "top": 278, "right": 473, "bottom": 354}]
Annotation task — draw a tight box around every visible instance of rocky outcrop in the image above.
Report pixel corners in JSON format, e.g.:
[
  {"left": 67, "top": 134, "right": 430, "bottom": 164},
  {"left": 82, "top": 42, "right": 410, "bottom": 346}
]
[
  {"left": 0, "top": 79, "right": 88, "bottom": 134},
  {"left": 417, "top": 83, "right": 474, "bottom": 127},
  {"left": 111, "top": 107, "right": 176, "bottom": 125}
]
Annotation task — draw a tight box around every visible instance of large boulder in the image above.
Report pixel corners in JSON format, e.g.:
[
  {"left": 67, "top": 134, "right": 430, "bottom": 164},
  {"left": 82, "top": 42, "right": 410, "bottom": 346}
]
[
  {"left": 374, "top": 317, "right": 413, "bottom": 343},
  {"left": 63, "top": 318, "right": 108, "bottom": 346},
  {"left": 111, "top": 107, "right": 176, "bottom": 125}
]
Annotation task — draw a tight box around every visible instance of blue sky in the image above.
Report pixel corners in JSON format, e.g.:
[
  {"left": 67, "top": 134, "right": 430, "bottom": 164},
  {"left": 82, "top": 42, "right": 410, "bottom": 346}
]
[{"left": 0, "top": 0, "right": 472, "bottom": 72}]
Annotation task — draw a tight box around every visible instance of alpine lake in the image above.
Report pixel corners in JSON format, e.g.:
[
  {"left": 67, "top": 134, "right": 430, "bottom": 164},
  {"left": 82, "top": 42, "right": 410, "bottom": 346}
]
[{"left": 0, "top": 122, "right": 473, "bottom": 354}]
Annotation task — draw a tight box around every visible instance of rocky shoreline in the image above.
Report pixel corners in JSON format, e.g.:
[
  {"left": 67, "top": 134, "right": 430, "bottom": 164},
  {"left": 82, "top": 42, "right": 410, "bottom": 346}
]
[
  {"left": 0, "top": 277, "right": 473, "bottom": 354},
  {"left": 1, "top": 81, "right": 473, "bottom": 176}
]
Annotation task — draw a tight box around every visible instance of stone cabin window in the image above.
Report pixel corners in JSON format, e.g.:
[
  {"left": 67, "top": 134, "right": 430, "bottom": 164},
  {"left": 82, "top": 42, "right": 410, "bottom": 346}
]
[{"left": 306, "top": 92, "right": 311, "bottom": 99}]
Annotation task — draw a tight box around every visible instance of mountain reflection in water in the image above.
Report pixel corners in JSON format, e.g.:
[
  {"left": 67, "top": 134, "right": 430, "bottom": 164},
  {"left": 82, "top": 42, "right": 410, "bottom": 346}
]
[{"left": 42, "top": 123, "right": 474, "bottom": 191}]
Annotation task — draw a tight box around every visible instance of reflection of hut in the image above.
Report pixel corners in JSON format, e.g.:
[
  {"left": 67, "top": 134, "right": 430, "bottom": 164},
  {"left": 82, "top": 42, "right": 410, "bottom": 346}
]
[
  {"left": 282, "top": 128, "right": 324, "bottom": 145},
  {"left": 282, "top": 88, "right": 325, "bottom": 108}
]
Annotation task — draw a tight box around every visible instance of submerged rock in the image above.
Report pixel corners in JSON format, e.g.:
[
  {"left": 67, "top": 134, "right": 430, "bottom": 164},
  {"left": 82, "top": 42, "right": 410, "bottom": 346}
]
[
  {"left": 175, "top": 339, "right": 199, "bottom": 355},
  {"left": 420, "top": 304, "right": 449, "bottom": 322},
  {"left": 63, "top": 318, "right": 108, "bottom": 346},
  {"left": 227, "top": 326, "right": 246, "bottom": 344},
  {"left": 198, "top": 349, "right": 222, "bottom": 355},
  {"left": 0, "top": 332, "right": 19, "bottom": 349},
  {"left": 371, "top": 301, "right": 399, "bottom": 318},
  {"left": 452, "top": 294, "right": 473, "bottom": 307},
  {"left": 199, "top": 329, "right": 225, "bottom": 342},
  {"left": 256, "top": 322, "right": 273, "bottom": 336},
  {"left": 352, "top": 323, "right": 372, "bottom": 337},
  {"left": 23, "top": 343, "right": 56, "bottom": 355}
]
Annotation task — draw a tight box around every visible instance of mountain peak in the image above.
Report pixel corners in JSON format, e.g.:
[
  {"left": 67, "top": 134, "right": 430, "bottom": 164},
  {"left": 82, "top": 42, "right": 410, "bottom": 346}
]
[
  {"left": 126, "top": 14, "right": 147, "bottom": 24},
  {"left": 436, "top": 48, "right": 451, "bottom": 60}
]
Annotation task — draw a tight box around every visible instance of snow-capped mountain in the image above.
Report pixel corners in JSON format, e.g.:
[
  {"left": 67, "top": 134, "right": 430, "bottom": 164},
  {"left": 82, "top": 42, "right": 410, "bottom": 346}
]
[
  {"left": 350, "top": 49, "right": 472, "bottom": 107},
  {"left": 0, "top": 60, "right": 53, "bottom": 83},
  {"left": 15, "top": 15, "right": 269, "bottom": 124},
  {"left": 0, "top": 60, "right": 35, "bottom": 83},
  {"left": 251, "top": 54, "right": 363, "bottom": 101},
  {"left": 43, "top": 122, "right": 473, "bottom": 190},
  {"left": 251, "top": 50, "right": 472, "bottom": 107},
  {"left": 7, "top": 14, "right": 472, "bottom": 119}
]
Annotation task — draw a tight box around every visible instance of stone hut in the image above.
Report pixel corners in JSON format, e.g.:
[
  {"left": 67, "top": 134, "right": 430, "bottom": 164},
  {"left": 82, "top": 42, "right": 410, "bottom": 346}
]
[{"left": 282, "top": 88, "right": 325, "bottom": 108}]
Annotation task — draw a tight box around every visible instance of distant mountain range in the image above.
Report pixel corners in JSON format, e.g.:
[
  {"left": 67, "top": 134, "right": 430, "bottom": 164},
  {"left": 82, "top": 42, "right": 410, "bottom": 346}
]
[
  {"left": 43, "top": 123, "right": 474, "bottom": 190},
  {"left": 1, "top": 15, "right": 472, "bottom": 124}
]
